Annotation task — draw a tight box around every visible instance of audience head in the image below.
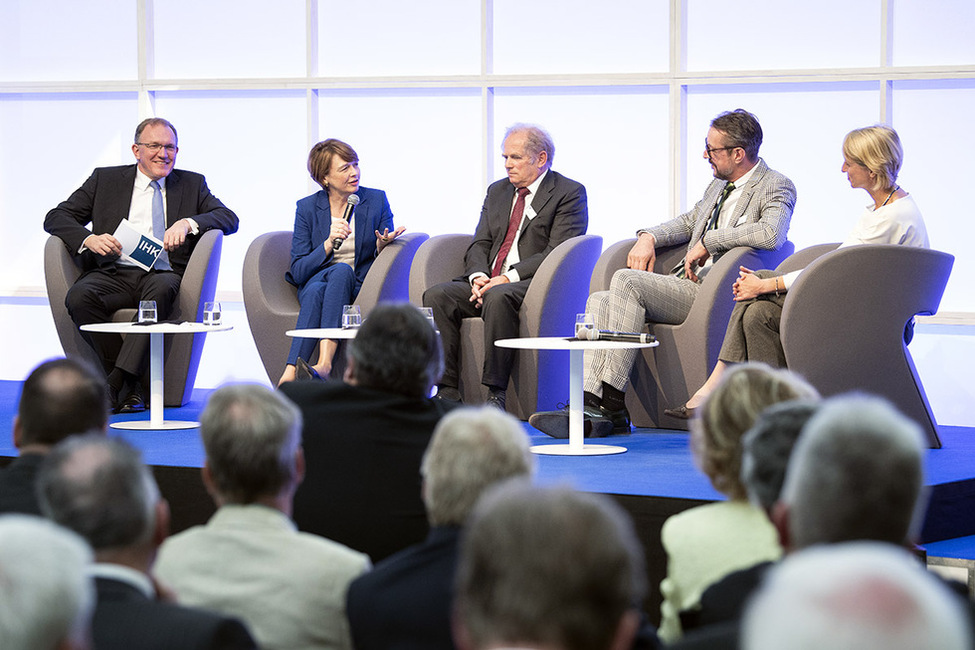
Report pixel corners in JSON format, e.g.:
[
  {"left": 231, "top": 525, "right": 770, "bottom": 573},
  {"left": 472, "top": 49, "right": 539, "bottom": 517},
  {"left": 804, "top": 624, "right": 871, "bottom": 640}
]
[
  {"left": 308, "top": 138, "right": 359, "bottom": 190},
  {"left": 200, "top": 383, "right": 303, "bottom": 505},
  {"left": 742, "top": 541, "right": 971, "bottom": 650},
  {"left": 37, "top": 435, "right": 164, "bottom": 559},
  {"left": 710, "top": 109, "right": 763, "bottom": 162},
  {"left": 346, "top": 302, "right": 443, "bottom": 398},
  {"left": 692, "top": 363, "right": 818, "bottom": 500},
  {"left": 842, "top": 125, "right": 902, "bottom": 192},
  {"left": 777, "top": 394, "right": 925, "bottom": 550},
  {"left": 741, "top": 399, "right": 821, "bottom": 514},
  {"left": 421, "top": 406, "right": 535, "bottom": 527},
  {"left": 15, "top": 357, "right": 109, "bottom": 450},
  {"left": 455, "top": 483, "right": 645, "bottom": 650},
  {"left": 0, "top": 514, "right": 94, "bottom": 650}
]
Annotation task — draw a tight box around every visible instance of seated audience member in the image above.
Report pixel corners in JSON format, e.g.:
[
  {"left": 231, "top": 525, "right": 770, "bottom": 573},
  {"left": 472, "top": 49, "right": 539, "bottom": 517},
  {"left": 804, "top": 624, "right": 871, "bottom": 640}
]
[
  {"left": 454, "top": 483, "right": 647, "bottom": 650},
  {"left": 346, "top": 407, "right": 535, "bottom": 650},
  {"left": 155, "top": 383, "right": 370, "bottom": 650},
  {"left": 673, "top": 393, "right": 942, "bottom": 650},
  {"left": 669, "top": 125, "right": 928, "bottom": 419},
  {"left": 686, "top": 400, "right": 821, "bottom": 631},
  {"left": 36, "top": 435, "right": 257, "bottom": 650},
  {"left": 280, "top": 302, "right": 456, "bottom": 562},
  {"left": 530, "top": 108, "right": 794, "bottom": 437},
  {"left": 0, "top": 514, "right": 94, "bottom": 650},
  {"left": 742, "top": 542, "right": 971, "bottom": 650},
  {"left": 278, "top": 138, "right": 405, "bottom": 384},
  {"left": 658, "top": 364, "right": 817, "bottom": 643},
  {"left": 0, "top": 357, "right": 108, "bottom": 515},
  {"left": 44, "top": 117, "right": 239, "bottom": 413}
]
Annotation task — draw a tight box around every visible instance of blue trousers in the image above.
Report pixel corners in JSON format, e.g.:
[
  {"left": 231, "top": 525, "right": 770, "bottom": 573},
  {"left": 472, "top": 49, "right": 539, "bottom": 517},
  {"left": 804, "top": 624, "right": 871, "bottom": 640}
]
[{"left": 287, "top": 263, "right": 359, "bottom": 365}]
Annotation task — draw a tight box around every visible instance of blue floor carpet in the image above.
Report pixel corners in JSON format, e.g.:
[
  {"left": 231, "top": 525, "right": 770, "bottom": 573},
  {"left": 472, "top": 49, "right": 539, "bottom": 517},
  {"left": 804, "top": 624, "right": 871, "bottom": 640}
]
[{"left": 4, "top": 380, "right": 974, "bottom": 495}]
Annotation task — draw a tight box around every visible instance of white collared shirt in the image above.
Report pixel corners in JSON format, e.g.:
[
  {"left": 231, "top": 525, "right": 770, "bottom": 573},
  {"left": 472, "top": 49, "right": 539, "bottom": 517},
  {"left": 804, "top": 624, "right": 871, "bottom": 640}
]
[{"left": 90, "top": 562, "right": 155, "bottom": 599}]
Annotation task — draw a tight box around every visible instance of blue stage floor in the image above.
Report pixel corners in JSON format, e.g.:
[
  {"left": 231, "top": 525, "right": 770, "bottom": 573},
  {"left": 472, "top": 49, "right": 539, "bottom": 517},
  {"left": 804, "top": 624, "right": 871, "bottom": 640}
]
[{"left": 2, "top": 381, "right": 974, "bottom": 542}]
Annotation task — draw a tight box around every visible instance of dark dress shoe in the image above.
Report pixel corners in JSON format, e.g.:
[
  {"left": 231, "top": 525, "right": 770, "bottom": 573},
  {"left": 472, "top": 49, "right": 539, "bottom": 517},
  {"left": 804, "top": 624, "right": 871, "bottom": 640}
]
[
  {"left": 663, "top": 404, "right": 697, "bottom": 420},
  {"left": 118, "top": 385, "right": 146, "bottom": 414},
  {"left": 486, "top": 389, "right": 506, "bottom": 411},
  {"left": 529, "top": 404, "right": 617, "bottom": 439},
  {"left": 295, "top": 358, "right": 323, "bottom": 382}
]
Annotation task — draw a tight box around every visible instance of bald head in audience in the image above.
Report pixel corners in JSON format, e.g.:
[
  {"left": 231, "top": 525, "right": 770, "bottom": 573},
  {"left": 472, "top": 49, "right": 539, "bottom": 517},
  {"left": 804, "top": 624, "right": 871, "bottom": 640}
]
[
  {"left": 0, "top": 357, "right": 109, "bottom": 516},
  {"left": 742, "top": 542, "right": 971, "bottom": 650}
]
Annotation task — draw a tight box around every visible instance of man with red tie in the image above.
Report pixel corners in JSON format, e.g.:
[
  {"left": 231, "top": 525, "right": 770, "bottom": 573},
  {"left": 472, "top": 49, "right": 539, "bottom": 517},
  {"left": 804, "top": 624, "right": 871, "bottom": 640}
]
[{"left": 423, "top": 124, "right": 588, "bottom": 410}]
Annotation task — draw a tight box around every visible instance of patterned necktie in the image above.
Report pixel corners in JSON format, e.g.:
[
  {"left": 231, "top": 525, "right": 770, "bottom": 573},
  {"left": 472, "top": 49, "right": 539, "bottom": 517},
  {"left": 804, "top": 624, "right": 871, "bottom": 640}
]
[
  {"left": 673, "top": 181, "right": 736, "bottom": 279},
  {"left": 492, "top": 187, "right": 530, "bottom": 277},
  {"left": 150, "top": 180, "right": 171, "bottom": 271},
  {"left": 706, "top": 181, "right": 735, "bottom": 232}
]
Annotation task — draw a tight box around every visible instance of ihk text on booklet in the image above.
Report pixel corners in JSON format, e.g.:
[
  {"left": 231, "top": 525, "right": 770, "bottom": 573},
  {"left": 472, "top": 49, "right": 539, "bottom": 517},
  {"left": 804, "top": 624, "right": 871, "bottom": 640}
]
[{"left": 113, "top": 220, "right": 164, "bottom": 271}]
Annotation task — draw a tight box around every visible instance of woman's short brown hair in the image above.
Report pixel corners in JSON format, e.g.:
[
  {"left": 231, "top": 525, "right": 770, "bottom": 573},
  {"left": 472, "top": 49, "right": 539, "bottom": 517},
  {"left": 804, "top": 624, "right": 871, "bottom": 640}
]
[{"left": 307, "top": 139, "right": 358, "bottom": 190}]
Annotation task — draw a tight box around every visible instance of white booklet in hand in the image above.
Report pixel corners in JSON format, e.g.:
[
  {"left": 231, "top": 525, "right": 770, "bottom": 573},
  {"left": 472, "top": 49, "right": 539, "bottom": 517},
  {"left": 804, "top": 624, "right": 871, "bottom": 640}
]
[{"left": 113, "top": 220, "right": 165, "bottom": 271}]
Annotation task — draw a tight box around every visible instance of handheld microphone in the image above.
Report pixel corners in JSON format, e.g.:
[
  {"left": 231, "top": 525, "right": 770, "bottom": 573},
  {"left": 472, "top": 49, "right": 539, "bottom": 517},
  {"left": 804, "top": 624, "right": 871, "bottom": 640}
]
[
  {"left": 332, "top": 194, "right": 360, "bottom": 251},
  {"left": 576, "top": 328, "right": 656, "bottom": 344}
]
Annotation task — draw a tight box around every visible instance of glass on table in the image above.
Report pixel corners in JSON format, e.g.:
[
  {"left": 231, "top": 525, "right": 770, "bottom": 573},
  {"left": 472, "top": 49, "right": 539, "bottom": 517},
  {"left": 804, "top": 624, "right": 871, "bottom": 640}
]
[
  {"left": 575, "top": 313, "right": 595, "bottom": 339},
  {"left": 138, "top": 300, "right": 157, "bottom": 324},
  {"left": 342, "top": 304, "right": 362, "bottom": 329},
  {"left": 203, "top": 301, "right": 222, "bottom": 326}
]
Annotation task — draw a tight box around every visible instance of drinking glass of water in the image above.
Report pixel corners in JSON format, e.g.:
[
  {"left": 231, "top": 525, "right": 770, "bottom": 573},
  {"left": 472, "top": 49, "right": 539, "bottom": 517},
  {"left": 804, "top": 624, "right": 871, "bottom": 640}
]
[
  {"left": 342, "top": 305, "right": 362, "bottom": 329},
  {"left": 203, "top": 302, "right": 222, "bottom": 326},
  {"left": 575, "top": 313, "right": 594, "bottom": 339},
  {"left": 138, "top": 300, "right": 157, "bottom": 324}
]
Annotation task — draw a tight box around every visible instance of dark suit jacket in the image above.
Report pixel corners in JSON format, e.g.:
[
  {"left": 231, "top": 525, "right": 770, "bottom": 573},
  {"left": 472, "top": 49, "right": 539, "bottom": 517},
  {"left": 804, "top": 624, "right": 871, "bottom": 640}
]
[
  {"left": 346, "top": 526, "right": 461, "bottom": 650},
  {"left": 44, "top": 165, "right": 239, "bottom": 276},
  {"left": 0, "top": 453, "right": 44, "bottom": 515},
  {"left": 285, "top": 186, "right": 393, "bottom": 289},
  {"left": 464, "top": 169, "right": 587, "bottom": 281},
  {"left": 92, "top": 576, "right": 256, "bottom": 650},
  {"left": 279, "top": 380, "right": 457, "bottom": 563}
]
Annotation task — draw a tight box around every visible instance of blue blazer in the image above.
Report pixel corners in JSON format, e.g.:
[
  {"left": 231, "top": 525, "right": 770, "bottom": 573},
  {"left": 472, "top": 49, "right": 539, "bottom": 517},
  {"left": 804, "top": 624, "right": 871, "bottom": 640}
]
[{"left": 286, "top": 186, "right": 394, "bottom": 289}]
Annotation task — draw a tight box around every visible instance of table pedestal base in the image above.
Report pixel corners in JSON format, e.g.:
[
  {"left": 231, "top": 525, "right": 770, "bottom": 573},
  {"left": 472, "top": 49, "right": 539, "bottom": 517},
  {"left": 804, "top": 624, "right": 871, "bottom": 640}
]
[
  {"left": 111, "top": 420, "right": 200, "bottom": 431},
  {"left": 529, "top": 443, "right": 627, "bottom": 456}
]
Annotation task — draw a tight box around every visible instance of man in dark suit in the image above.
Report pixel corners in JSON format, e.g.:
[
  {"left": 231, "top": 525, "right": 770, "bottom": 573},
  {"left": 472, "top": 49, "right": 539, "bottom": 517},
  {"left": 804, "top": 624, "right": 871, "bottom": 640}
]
[
  {"left": 423, "top": 123, "right": 588, "bottom": 410},
  {"left": 36, "top": 434, "right": 257, "bottom": 650},
  {"left": 346, "top": 406, "right": 534, "bottom": 650},
  {"left": 44, "top": 117, "right": 239, "bottom": 413},
  {"left": 280, "top": 302, "right": 456, "bottom": 563},
  {"left": 0, "top": 357, "right": 108, "bottom": 515}
]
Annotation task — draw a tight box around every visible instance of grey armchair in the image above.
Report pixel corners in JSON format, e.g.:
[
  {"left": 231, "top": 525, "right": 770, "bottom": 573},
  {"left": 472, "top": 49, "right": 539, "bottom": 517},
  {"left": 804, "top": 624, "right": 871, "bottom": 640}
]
[
  {"left": 590, "top": 239, "right": 794, "bottom": 429},
  {"left": 409, "top": 233, "right": 603, "bottom": 419},
  {"left": 44, "top": 230, "right": 223, "bottom": 407},
  {"left": 778, "top": 244, "right": 953, "bottom": 448},
  {"left": 242, "top": 230, "right": 429, "bottom": 384}
]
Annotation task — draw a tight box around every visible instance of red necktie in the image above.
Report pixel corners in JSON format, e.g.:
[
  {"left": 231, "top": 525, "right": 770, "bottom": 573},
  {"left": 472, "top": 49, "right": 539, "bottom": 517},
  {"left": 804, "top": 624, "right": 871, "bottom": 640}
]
[{"left": 492, "top": 187, "right": 530, "bottom": 277}]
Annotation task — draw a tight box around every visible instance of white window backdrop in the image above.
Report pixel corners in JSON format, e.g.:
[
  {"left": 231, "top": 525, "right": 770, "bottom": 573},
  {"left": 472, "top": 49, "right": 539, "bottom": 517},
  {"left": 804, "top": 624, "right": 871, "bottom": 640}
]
[{"left": 1, "top": 0, "right": 974, "bottom": 400}]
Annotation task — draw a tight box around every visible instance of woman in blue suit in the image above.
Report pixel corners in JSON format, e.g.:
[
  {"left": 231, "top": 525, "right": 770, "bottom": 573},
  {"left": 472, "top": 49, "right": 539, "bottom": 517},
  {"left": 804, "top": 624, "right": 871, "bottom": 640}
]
[{"left": 279, "top": 139, "right": 404, "bottom": 384}]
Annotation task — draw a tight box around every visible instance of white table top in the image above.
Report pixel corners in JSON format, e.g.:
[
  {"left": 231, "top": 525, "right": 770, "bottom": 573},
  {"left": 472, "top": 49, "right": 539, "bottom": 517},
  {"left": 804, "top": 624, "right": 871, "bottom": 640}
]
[
  {"left": 286, "top": 327, "right": 359, "bottom": 339},
  {"left": 81, "top": 322, "right": 233, "bottom": 334},
  {"left": 495, "top": 336, "right": 658, "bottom": 351}
]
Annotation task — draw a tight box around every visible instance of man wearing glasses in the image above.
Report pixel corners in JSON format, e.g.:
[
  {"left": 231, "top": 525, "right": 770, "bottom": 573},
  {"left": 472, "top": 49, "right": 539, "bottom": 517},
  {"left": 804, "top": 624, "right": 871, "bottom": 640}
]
[
  {"left": 530, "top": 109, "right": 796, "bottom": 438},
  {"left": 44, "top": 118, "right": 238, "bottom": 413}
]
